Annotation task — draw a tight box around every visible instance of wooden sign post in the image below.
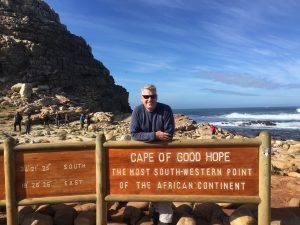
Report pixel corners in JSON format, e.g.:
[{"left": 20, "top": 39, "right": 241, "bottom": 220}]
[{"left": 0, "top": 132, "right": 270, "bottom": 225}]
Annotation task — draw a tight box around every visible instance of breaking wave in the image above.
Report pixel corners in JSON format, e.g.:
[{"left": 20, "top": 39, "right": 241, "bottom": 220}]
[{"left": 222, "top": 113, "right": 300, "bottom": 121}]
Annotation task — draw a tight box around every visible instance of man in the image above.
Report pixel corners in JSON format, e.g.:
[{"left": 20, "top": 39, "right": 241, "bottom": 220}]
[
  {"left": 14, "top": 112, "right": 23, "bottom": 132},
  {"left": 79, "top": 113, "right": 85, "bottom": 129},
  {"left": 64, "top": 113, "right": 70, "bottom": 126},
  {"left": 43, "top": 113, "right": 50, "bottom": 128},
  {"left": 131, "top": 84, "right": 175, "bottom": 225},
  {"left": 55, "top": 112, "right": 62, "bottom": 128},
  {"left": 25, "top": 114, "right": 32, "bottom": 135}
]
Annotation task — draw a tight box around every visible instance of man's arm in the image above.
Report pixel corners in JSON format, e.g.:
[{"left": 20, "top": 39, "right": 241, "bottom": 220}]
[{"left": 163, "top": 105, "right": 175, "bottom": 139}]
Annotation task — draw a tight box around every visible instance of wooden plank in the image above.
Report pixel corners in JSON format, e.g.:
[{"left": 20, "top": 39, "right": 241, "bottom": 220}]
[
  {"left": 18, "top": 194, "right": 96, "bottom": 205},
  {"left": 107, "top": 146, "right": 259, "bottom": 196},
  {"left": 105, "top": 194, "right": 261, "bottom": 203},
  {"left": 0, "top": 151, "right": 4, "bottom": 201},
  {"left": 15, "top": 148, "right": 96, "bottom": 199}
]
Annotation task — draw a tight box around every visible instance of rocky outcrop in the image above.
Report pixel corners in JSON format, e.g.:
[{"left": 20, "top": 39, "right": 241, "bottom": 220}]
[{"left": 0, "top": 0, "right": 131, "bottom": 112}]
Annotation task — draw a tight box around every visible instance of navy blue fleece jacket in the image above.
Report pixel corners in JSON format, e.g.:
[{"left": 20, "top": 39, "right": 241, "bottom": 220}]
[{"left": 130, "top": 102, "right": 175, "bottom": 142}]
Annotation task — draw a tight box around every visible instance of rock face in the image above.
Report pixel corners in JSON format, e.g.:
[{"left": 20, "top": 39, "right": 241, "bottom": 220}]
[{"left": 0, "top": 0, "right": 131, "bottom": 112}]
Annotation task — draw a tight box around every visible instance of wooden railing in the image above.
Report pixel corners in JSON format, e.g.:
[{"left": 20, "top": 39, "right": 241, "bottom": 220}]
[{"left": 0, "top": 132, "right": 271, "bottom": 225}]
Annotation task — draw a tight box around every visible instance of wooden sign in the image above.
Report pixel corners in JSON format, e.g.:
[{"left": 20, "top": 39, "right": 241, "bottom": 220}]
[
  {"left": 108, "top": 146, "right": 259, "bottom": 196},
  {"left": 15, "top": 148, "right": 95, "bottom": 199},
  {"left": 0, "top": 152, "right": 4, "bottom": 200}
]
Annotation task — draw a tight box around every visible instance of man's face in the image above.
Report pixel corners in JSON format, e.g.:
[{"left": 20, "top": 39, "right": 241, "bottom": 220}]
[{"left": 141, "top": 88, "right": 157, "bottom": 112}]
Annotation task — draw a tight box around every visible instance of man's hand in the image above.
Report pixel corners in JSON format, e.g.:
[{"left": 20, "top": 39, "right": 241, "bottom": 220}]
[{"left": 155, "top": 131, "right": 172, "bottom": 141}]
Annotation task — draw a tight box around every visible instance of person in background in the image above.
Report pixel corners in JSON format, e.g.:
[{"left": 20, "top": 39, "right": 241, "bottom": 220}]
[
  {"left": 210, "top": 124, "right": 217, "bottom": 139},
  {"left": 55, "top": 112, "right": 62, "bottom": 128},
  {"left": 64, "top": 113, "right": 70, "bottom": 126},
  {"left": 43, "top": 113, "right": 50, "bottom": 128},
  {"left": 131, "top": 84, "right": 175, "bottom": 225},
  {"left": 14, "top": 112, "right": 23, "bottom": 133},
  {"left": 79, "top": 113, "right": 85, "bottom": 130},
  {"left": 25, "top": 114, "right": 32, "bottom": 135},
  {"left": 210, "top": 124, "right": 216, "bottom": 135}
]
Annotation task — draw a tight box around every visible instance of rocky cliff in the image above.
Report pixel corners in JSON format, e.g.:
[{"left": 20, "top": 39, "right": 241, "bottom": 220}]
[{"left": 0, "top": 0, "right": 131, "bottom": 112}]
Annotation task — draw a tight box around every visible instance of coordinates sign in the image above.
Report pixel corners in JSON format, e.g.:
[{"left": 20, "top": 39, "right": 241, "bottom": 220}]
[
  {"left": 108, "top": 147, "right": 259, "bottom": 196},
  {"left": 15, "top": 149, "right": 96, "bottom": 199}
]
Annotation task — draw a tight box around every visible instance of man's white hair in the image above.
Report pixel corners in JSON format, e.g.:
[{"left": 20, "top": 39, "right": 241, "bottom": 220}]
[{"left": 141, "top": 84, "right": 157, "bottom": 94}]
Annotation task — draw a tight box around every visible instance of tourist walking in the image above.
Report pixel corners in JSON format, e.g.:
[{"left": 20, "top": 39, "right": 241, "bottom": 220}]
[
  {"left": 55, "top": 112, "right": 62, "bottom": 128},
  {"left": 79, "top": 113, "right": 85, "bottom": 129},
  {"left": 14, "top": 112, "right": 23, "bottom": 132},
  {"left": 64, "top": 113, "right": 70, "bottom": 126},
  {"left": 43, "top": 113, "right": 50, "bottom": 128},
  {"left": 25, "top": 114, "right": 32, "bottom": 135},
  {"left": 131, "top": 84, "right": 175, "bottom": 225},
  {"left": 210, "top": 124, "right": 216, "bottom": 135}
]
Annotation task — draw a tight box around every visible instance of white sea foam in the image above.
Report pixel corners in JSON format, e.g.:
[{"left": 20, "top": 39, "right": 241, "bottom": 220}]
[
  {"left": 214, "top": 121, "right": 300, "bottom": 129},
  {"left": 297, "top": 108, "right": 300, "bottom": 113},
  {"left": 222, "top": 113, "right": 300, "bottom": 121}
]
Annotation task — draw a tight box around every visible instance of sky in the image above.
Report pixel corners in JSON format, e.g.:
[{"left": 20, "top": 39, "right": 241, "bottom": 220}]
[{"left": 44, "top": 0, "right": 300, "bottom": 110}]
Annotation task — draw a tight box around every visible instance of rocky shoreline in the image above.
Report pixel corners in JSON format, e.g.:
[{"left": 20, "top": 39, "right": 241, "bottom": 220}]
[
  {"left": 1, "top": 86, "right": 300, "bottom": 225},
  {"left": 1, "top": 117, "right": 300, "bottom": 225}
]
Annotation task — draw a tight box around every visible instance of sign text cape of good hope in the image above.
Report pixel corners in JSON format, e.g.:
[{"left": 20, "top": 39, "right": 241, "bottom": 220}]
[{"left": 108, "top": 146, "right": 259, "bottom": 196}]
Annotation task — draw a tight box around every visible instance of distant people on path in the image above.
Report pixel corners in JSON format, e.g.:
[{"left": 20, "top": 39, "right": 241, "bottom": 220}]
[
  {"left": 86, "top": 114, "right": 91, "bottom": 131},
  {"left": 43, "top": 113, "right": 50, "bottom": 128},
  {"left": 14, "top": 112, "right": 23, "bottom": 132},
  {"left": 25, "top": 114, "right": 32, "bottom": 135},
  {"left": 55, "top": 112, "right": 62, "bottom": 128},
  {"left": 79, "top": 113, "right": 85, "bottom": 129},
  {"left": 64, "top": 113, "right": 70, "bottom": 126},
  {"left": 210, "top": 124, "right": 216, "bottom": 136}
]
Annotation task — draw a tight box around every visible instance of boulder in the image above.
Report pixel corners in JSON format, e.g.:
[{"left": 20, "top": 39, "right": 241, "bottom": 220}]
[
  {"left": 176, "top": 216, "right": 196, "bottom": 225},
  {"left": 229, "top": 204, "right": 257, "bottom": 225},
  {"left": 174, "top": 114, "right": 197, "bottom": 131},
  {"left": 35, "top": 98, "right": 59, "bottom": 107},
  {"left": 20, "top": 83, "right": 32, "bottom": 98},
  {"left": 74, "top": 211, "right": 96, "bottom": 225},
  {"left": 18, "top": 205, "right": 34, "bottom": 224},
  {"left": 271, "top": 208, "right": 300, "bottom": 225},
  {"left": 36, "top": 205, "right": 55, "bottom": 217},
  {"left": 288, "top": 198, "right": 300, "bottom": 207},
  {"left": 193, "top": 202, "right": 226, "bottom": 222},
  {"left": 52, "top": 204, "right": 77, "bottom": 225},
  {"left": 55, "top": 95, "right": 70, "bottom": 104},
  {"left": 11, "top": 83, "right": 23, "bottom": 92},
  {"left": 93, "top": 112, "right": 114, "bottom": 123},
  {"left": 272, "top": 159, "right": 293, "bottom": 171},
  {"left": 74, "top": 203, "right": 96, "bottom": 213},
  {"left": 126, "top": 202, "right": 149, "bottom": 210},
  {"left": 123, "top": 206, "right": 144, "bottom": 225},
  {"left": 287, "top": 144, "right": 300, "bottom": 154},
  {"left": 21, "top": 212, "right": 53, "bottom": 225},
  {"left": 287, "top": 172, "right": 300, "bottom": 178}
]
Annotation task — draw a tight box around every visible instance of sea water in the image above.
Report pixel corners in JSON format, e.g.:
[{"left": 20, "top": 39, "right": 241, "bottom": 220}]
[{"left": 173, "top": 106, "right": 300, "bottom": 140}]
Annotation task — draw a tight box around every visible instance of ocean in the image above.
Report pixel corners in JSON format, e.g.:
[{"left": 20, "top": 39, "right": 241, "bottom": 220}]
[{"left": 173, "top": 106, "right": 300, "bottom": 141}]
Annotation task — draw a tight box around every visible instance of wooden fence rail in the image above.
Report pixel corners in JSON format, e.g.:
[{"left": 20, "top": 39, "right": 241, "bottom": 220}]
[{"left": 0, "top": 132, "right": 271, "bottom": 225}]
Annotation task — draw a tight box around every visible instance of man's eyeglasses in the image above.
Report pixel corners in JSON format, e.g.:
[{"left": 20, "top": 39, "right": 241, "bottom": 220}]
[{"left": 142, "top": 95, "right": 157, "bottom": 99}]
